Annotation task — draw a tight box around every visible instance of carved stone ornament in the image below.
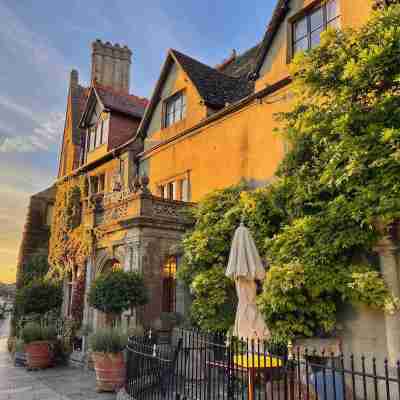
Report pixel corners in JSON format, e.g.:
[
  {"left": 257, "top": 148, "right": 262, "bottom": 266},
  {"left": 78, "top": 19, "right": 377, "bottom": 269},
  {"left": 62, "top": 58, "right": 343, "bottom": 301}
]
[
  {"left": 93, "top": 227, "right": 106, "bottom": 241},
  {"left": 112, "top": 171, "right": 122, "bottom": 192},
  {"left": 152, "top": 201, "right": 180, "bottom": 218}
]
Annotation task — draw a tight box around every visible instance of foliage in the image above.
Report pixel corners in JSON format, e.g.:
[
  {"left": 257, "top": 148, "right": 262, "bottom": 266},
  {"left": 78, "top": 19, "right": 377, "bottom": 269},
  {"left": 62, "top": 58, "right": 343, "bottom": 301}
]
[
  {"left": 15, "top": 339, "right": 25, "bottom": 353},
  {"left": 178, "top": 184, "right": 282, "bottom": 332},
  {"left": 48, "top": 176, "right": 92, "bottom": 276},
  {"left": 70, "top": 271, "right": 86, "bottom": 328},
  {"left": 190, "top": 266, "right": 237, "bottom": 332},
  {"left": 21, "top": 254, "right": 49, "bottom": 286},
  {"left": 41, "top": 325, "right": 57, "bottom": 341},
  {"left": 182, "top": 6, "right": 400, "bottom": 338},
  {"left": 88, "top": 270, "right": 148, "bottom": 316},
  {"left": 21, "top": 322, "right": 57, "bottom": 344},
  {"left": 89, "top": 327, "right": 128, "bottom": 353},
  {"left": 15, "top": 280, "right": 62, "bottom": 317},
  {"left": 258, "top": 6, "right": 400, "bottom": 338},
  {"left": 21, "top": 322, "right": 43, "bottom": 343}
]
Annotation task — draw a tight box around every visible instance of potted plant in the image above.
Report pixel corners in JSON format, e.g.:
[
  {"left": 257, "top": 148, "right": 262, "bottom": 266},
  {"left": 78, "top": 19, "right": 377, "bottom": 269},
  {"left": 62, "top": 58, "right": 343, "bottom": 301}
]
[
  {"left": 89, "top": 328, "right": 128, "bottom": 392},
  {"left": 21, "top": 322, "right": 56, "bottom": 369},
  {"left": 88, "top": 270, "right": 148, "bottom": 392}
]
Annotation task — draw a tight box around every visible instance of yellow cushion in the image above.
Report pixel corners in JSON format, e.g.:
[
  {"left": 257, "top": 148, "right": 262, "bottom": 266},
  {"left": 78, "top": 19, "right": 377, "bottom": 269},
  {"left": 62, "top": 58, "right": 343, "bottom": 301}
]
[{"left": 233, "top": 354, "right": 283, "bottom": 369}]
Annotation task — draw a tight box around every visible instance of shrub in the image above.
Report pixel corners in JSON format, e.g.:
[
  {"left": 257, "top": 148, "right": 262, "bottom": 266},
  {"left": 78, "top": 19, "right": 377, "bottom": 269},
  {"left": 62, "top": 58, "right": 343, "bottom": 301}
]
[
  {"left": 190, "top": 266, "right": 237, "bottom": 332},
  {"left": 15, "top": 339, "right": 25, "bottom": 353},
  {"left": 15, "top": 280, "right": 62, "bottom": 317},
  {"left": 41, "top": 325, "right": 57, "bottom": 341},
  {"left": 21, "top": 322, "right": 43, "bottom": 344},
  {"left": 88, "top": 270, "right": 148, "bottom": 316},
  {"left": 89, "top": 327, "right": 128, "bottom": 353}
]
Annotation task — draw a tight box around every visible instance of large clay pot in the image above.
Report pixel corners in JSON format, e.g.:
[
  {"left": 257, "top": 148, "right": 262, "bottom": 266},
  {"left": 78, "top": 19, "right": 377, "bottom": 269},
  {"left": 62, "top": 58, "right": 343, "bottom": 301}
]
[
  {"left": 92, "top": 352, "right": 126, "bottom": 392},
  {"left": 25, "top": 341, "right": 51, "bottom": 369}
]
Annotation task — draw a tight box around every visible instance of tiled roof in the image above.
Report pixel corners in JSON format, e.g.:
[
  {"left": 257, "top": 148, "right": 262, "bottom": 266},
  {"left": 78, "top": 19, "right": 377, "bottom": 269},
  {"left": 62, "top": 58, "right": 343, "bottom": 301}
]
[
  {"left": 218, "top": 44, "right": 261, "bottom": 78},
  {"left": 94, "top": 83, "right": 149, "bottom": 118},
  {"left": 252, "top": 0, "right": 291, "bottom": 78},
  {"left": 171, "top": 49, "right": 254, "bottom": 108}
]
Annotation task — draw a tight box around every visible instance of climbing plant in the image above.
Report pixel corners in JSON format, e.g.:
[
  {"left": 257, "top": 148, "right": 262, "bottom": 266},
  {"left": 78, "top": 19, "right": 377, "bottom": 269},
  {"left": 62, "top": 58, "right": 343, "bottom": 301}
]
[
  {"left": 181, "top": 5, "right": 400, "bottom": 337},
  {"left": 48, "top": 175, "right": 92, "bottom": 277},
  {"left": 178, "top": 184, "right": 282, "bottom": 332},
  {"left": 258, "top": 5, "right": 400, "bottom": 339}
]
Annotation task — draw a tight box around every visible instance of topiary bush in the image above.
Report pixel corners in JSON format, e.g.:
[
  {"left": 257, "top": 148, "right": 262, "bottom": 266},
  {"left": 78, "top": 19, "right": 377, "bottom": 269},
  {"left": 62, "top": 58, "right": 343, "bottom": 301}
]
[
  {"left": 15, "top": 280, "right": 62, "bottom": 317},
  {"left": 21, "top": 322, "right": 43, "bottom": 344},
  {"left": 88, "top": 270, "right": 148, "bottom": 318}
]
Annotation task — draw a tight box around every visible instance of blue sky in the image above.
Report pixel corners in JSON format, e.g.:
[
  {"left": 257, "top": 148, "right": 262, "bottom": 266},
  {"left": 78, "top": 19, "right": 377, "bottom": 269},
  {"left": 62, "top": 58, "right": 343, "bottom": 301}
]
[{"left": 0, "top": 0, "right": 276, "bottom": 282}]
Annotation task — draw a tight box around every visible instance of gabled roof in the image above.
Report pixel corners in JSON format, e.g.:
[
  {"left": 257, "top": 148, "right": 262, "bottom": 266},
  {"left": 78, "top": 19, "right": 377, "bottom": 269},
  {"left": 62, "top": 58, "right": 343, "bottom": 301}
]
[
  {"left": 95, "top": 83, "right": 148, "bottom": 118},
  {"left": 218, "top": 44, "right": 261, "bottom": 78},
  {"left": 171, "top": 49, "right": 254, "bottom": 108},
  {"left": 79, "top": 84, "right": 149, "bottom": 127},
  {"left": 136, "top": 48, "right": 255, "bottom": 139},
  {"left": 252, "top": 0, "right": 291, "bottom": 78}
]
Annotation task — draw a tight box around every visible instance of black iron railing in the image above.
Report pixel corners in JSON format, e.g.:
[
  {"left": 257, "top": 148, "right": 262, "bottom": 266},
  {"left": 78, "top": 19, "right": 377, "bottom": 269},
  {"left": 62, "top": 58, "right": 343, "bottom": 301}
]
[{"left": 125, "top": 329, "right": 400, "bottom": 400}]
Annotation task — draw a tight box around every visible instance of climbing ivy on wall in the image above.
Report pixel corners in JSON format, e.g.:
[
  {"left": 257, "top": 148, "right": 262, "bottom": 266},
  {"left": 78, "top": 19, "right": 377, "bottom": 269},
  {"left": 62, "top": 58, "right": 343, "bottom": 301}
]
[
  {"left": 48, "top": 175, "right": 92, "bottom": 277},
  {"left": 181, "top": 5, "right": 400, "bottom": 338}
]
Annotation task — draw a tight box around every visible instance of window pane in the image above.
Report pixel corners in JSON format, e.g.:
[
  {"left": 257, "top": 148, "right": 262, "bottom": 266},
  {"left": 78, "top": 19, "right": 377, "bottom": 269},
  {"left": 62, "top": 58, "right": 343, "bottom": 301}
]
[
  {"left": 327, "top": 0, "right": 340, "bottom": 22},
  {"left": 182, "top": 178, "right": 189, "bottom": 201},
  {"left": 294, "top": 37, "right": 309, "bottom": 53},
  {"left": 311, "top": 27, "right": 323, "bottom": 48},
  {"left": 294, "top": 17, "right": 307, "bottom": 40},
  {"left": 310, "top": 8, "right": 323, "bottom": 31}
]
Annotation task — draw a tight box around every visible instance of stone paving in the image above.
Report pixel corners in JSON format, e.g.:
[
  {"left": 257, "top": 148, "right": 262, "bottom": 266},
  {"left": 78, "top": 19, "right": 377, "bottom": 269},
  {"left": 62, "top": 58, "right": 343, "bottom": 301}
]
[{"left": 0, "top": 319, "right": 116, "bottom": 400}]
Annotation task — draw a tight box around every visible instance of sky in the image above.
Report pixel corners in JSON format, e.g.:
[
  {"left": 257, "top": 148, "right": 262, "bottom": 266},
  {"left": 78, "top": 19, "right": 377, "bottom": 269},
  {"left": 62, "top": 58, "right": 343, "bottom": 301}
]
[{"left": 0, "top": 0, "right": 276, "bottom": 283}]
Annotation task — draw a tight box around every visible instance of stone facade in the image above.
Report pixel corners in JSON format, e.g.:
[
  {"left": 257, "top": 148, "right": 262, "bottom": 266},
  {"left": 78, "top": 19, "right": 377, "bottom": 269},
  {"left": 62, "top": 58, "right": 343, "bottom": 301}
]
[{"left": 81, "top": 188, "right": 193, "bottom": 332}]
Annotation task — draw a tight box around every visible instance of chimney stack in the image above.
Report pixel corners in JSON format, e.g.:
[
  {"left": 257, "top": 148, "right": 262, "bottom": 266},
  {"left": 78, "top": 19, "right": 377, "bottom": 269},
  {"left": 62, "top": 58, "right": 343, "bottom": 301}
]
[
  {"left": 91, "top": 39, "right": 132, "bottom": 94},
  {"left": 70, "top": 69, "right": 79, "bottom": 87}
]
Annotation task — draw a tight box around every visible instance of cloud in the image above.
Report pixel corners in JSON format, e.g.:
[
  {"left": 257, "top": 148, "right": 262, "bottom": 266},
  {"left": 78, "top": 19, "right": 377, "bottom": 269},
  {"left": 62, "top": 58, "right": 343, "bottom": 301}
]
[
  {"left": 0, "top": 2, "right": 68, "bottom": 82},
  {"left": 0, "top": 110, "right": 64, "bottom": 153}
]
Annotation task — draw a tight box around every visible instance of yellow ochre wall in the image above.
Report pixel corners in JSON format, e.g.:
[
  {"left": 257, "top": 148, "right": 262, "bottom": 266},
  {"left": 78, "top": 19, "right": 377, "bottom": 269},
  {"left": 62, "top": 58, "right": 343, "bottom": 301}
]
[
  {"left": 256, "top": 0, "right": 374, "bottom": 90},
  {"left": 142, "top": 0, "right": 374, "bottom": 202}
]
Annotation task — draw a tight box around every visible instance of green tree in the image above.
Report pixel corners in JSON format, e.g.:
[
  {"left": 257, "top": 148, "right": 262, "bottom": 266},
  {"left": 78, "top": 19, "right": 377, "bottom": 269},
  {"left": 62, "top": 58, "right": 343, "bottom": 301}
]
[
  {"left": 21, "top": 254, "right": 50, "bottom": 287},
  {"left": 178, "top": 184, "right": 282, "bottom": 332},
  {"left": 88, "top": 270, "right": 148, "bottom": 317},
  {"left": 15, "top": 280, "right": 62, "bottom": 317},
  {"left": 258, "top": 5, "right": 400, "bottom": 338}
]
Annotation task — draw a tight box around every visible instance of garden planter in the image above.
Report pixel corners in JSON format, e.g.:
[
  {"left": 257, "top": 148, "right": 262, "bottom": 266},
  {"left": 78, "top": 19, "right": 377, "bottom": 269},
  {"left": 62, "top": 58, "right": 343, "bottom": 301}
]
[
  {"left": 25, "top": 341, "right": 51, "bottom": 369},
  {"left": 92, "top": 352, "right": 126, "bottom": 392}
]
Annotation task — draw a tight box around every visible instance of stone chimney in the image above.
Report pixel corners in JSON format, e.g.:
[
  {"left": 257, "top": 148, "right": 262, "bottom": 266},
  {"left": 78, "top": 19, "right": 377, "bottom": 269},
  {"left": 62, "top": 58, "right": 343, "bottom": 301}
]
[
  {"left": 91, "top": 39, "right": 132, "bottom": 93},
  {"left": 70, "top": 69, "right": 79, "bottom": 88}
]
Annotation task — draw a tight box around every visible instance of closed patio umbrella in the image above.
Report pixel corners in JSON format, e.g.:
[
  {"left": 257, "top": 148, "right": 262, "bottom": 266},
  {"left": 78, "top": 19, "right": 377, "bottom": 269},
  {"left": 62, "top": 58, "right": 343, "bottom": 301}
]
[{"left": 226, "top": 222, "right": 271, "bottom": 341}]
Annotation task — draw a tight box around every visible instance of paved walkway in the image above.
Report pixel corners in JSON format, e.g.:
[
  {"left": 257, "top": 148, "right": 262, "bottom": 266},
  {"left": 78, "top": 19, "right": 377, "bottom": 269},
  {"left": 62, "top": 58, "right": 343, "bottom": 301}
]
[{"left": 0, "top": 318, "right": 116, "bottom": 400}]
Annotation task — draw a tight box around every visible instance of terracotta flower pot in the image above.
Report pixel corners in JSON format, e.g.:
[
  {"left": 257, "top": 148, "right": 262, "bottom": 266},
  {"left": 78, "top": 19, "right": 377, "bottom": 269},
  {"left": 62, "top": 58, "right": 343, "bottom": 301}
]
[
  {"left": 92, "top": 352, "right": 126, "bottom": 392},
  {"left": 25, "top": 341, "right": 51, "bottom": 369}
]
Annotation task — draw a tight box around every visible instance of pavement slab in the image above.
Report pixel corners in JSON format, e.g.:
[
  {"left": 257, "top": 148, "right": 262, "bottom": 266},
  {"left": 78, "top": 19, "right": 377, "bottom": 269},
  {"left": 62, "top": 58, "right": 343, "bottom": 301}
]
[{"left": 0, "top": 319, "right": 116, "bottom": 400}]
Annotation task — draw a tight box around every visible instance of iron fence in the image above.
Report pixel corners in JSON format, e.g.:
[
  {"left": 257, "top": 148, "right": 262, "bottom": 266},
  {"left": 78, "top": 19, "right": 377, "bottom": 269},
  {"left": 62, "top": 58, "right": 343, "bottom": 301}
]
[{"left": 125, "top": 329, "right": 400, "bottom": 400}]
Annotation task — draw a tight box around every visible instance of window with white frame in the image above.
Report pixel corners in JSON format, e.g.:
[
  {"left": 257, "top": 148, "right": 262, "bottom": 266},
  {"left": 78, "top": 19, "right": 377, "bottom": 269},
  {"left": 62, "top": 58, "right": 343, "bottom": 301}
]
[
  {"left": 164, "top": 91, "right": 186, "bottom": 128},
  {"left": 293, "top": 0, "right": 340, "bottom": 55}
]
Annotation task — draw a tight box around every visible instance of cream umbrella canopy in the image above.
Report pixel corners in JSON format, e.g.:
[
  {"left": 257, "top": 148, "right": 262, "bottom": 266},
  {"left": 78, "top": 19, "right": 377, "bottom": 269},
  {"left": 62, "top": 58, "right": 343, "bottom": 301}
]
[{"left": 226, "top": 222, "right": 271, "bottom": 340}]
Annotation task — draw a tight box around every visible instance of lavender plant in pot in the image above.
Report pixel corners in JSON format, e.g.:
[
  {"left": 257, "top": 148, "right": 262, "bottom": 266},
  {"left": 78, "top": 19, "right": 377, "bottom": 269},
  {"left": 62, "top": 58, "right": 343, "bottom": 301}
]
[{"left": 88, "top": 270, "right": 148, "bottom": 392}]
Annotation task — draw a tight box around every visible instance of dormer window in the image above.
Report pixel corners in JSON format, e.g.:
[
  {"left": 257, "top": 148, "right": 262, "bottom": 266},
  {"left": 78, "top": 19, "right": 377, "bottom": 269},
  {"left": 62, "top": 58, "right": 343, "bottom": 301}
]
[
  {"left": 164, "top": 91, "right": 186, "bottom": 128},
  {"left": 292, "top": 0, "right": 340, "bottom": 56}
]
